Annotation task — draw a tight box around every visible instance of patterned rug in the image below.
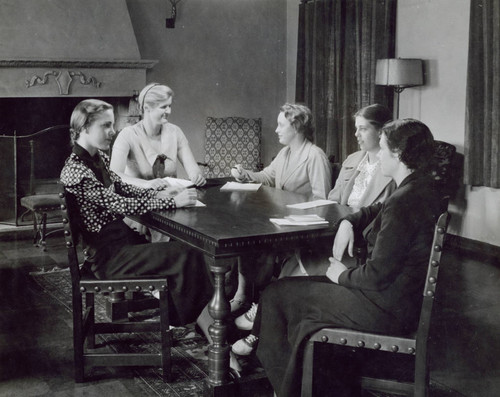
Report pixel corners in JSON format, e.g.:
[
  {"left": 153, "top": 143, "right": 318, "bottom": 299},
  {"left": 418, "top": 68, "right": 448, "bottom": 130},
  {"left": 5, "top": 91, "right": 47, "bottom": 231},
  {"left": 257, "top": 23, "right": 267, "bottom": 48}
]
[{"left": 28, "top": 268, "right": 257, "bottom": 396}]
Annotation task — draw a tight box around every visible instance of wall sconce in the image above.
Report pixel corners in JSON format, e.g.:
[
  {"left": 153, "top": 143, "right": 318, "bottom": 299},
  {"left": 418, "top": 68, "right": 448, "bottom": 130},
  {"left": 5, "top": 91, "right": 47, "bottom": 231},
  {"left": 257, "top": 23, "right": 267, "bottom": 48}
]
[
  {"left": 375, "top": 58, "right": 424, "bottom": 118},
  {"left": 166, "top": 0, "right": 182, "bottom": 29}
]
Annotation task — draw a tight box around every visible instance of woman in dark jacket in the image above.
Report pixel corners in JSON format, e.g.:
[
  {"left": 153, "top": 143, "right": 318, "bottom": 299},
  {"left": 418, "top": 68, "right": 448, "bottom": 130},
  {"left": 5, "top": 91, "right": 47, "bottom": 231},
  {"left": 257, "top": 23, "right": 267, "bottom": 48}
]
[{"left": 255, "top": 119, "right": 442, "bottom": 396}]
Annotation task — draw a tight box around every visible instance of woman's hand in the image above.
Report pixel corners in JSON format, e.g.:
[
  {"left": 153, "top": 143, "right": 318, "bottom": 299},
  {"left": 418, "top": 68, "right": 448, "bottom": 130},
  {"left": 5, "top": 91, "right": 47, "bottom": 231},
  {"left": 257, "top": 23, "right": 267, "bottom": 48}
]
[
  {"left": 326, "top": 257, "right": 348, "bottom": 284},
  {"left": 231, "top": 164, "right": 251, "bottom": 182},
  {"left": 332, "top": 220, "right": 355, "bottom": 260},
  {"left": 147, "top": 178, "right": 170, "bottom": 189},
  {"left": 190, "top": 172, "right": 206, "bottom": 186},
  {"left": 173, "top": 188, "right": 198, "bottom": 208},
  {"left": 156, "top": 186, "right": 184, "bottom": 199}
]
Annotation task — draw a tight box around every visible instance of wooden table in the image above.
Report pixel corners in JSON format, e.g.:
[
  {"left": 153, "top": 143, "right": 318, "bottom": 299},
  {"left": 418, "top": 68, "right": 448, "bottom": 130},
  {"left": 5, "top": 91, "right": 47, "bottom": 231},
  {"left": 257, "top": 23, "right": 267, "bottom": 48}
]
[{"left": 133, "top": 181, "right": 353, "bottom": 394}]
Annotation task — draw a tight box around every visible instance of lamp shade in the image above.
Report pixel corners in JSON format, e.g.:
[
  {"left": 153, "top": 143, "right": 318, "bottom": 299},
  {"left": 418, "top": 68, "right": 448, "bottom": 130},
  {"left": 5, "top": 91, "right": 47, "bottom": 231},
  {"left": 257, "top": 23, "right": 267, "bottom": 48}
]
[{"left": 375, "top": 58, "right": 424, "bottom": 88}]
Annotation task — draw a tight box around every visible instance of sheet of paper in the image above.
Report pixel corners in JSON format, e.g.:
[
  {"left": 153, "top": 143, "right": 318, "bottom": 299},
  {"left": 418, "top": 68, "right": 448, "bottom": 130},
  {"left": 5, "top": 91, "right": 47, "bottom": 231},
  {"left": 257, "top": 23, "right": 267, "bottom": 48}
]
[
  {"left": 163, "top": 177, "right": 194, "bottom": 188},
  {"left": 220, "top": 182, "right": 262, "bottom": 191},
  {"left": 193, "top": 200, "right": 206, "bottom": 207},
  {"left": 286, "top": 200, "right": 336, "bottom": 209},
  {"left": 287, "top": 214, "right": 325, "bottom": 222},
  {"left": 270, "top": 218, "right": 329, "bottom": 226}
]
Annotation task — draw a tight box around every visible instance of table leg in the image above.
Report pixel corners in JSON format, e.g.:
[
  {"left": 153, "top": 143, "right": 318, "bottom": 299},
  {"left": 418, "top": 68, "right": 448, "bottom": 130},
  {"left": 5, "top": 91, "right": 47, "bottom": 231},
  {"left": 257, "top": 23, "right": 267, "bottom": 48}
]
[{"left": 206, "top": 258, "right": 233, "bottom": 387}]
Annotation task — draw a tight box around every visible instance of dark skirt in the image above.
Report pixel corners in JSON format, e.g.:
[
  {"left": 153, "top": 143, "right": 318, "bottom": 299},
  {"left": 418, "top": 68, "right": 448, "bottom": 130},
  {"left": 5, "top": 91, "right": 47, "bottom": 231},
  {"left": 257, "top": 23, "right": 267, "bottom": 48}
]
[
  {"left": 91, "top": 219, "right": 214, "bottom": 326},
  {"left": 255, "top": 276, "right": 404, "bottom": 397}
]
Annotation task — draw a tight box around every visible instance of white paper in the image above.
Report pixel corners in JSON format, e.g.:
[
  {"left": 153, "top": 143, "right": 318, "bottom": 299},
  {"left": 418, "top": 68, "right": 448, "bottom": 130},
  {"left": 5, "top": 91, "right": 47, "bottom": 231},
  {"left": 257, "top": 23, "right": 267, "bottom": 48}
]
[
  {"left": 286, "top": 200, "right": 336, "bottom": 209},
  {"left": 287, "top": 214, "right": 325, "bottom": 222},
  {"left": 220, "top": 182, "right": 262, "bottom": 191},
  {"left": 163, "top": 177, "right": 194, "bottom": 188},
  {"left": 270, "top": 218, "right": 329, "bottom": 226}
]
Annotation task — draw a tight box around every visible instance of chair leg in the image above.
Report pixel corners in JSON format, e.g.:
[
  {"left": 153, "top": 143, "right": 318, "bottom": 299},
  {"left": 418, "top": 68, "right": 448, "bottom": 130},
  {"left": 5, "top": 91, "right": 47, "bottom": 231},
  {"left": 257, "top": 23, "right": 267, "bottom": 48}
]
[
  {"left": 40, "top": 212, "right": 47, "bottom": 251},
  {"left": 301, "top": 340, "right": 315, "bottom": 397},
  {"left": 414, "top": 349, "right": 430, "bottom": 397},
  {"left": 73, "top": 290, "right": 85, "bottom": 383},
  {"left": 31, "top": 211, "right": 39, "bottom": 245},
  {"left": 85, "top": 293, "right": 96, "bottom": 349},
  {"left": 160, "top": 290, "right": 172, "bottom": 382}
]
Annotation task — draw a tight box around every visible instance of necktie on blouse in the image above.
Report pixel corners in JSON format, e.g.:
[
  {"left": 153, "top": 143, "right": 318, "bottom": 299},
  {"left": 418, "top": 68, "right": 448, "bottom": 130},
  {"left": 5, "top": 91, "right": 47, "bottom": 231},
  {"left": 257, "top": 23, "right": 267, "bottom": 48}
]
[{"left": 152, "top": 154, "right": 168, "bottom": 178}]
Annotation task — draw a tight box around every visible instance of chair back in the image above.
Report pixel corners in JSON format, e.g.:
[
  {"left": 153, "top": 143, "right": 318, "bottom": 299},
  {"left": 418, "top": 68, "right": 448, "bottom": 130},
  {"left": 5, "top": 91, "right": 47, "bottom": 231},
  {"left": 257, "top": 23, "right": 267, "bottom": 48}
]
[
  {"left": 58, "top": 184, "right": 86, "bottom": 286},
  {"left": 203, "top": 116, "right": 262, "bottom": 178},
  {"left": 416, "top": 211, "right": 450, "bottom": 344},
  {"left": 432, "top": 141, "right": 458, "bottom": 206}
]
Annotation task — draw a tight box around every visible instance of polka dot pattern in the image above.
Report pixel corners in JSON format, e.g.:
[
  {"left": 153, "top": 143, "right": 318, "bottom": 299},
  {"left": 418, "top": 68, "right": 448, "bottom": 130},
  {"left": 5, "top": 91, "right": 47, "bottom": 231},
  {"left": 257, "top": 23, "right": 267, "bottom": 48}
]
[{"left": 60, "top": 151, "right": 175, "bottom": 234}]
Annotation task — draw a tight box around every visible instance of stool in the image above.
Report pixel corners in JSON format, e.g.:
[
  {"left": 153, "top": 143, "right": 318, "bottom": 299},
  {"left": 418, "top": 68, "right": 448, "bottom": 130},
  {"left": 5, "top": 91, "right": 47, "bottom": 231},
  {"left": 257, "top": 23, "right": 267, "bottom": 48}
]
[{"left": 20, "top": 193, "right": 62, "bottom": 250}]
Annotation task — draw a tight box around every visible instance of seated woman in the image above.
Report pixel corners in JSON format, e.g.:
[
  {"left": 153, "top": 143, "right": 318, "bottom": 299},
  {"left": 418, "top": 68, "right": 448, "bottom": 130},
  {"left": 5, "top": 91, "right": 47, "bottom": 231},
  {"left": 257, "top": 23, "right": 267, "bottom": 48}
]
[
  {"left": 232, "top": 103, "right": 332, "bottom": 200},
  {"left": 60, "top": 99, "right": 213, "bottom": 329},
  {"left": 232, "top": 104, "right": 395, "bottom": 347},
  {"left": 235, "top": 119, "right": 442, "bottom": 397},
  {"left": 229, "top": 103, "right": 332, "bottom": 312},
  {"left": 328, "top": 103, "right": 395, "bottom": 209},
  {"left": 110, "top": 83, "right": 206, "bottom": 242}
]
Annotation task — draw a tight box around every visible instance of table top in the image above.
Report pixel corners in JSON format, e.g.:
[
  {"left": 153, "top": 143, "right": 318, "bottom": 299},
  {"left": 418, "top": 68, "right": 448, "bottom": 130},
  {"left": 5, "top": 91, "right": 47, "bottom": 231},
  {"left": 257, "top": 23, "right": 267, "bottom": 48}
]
[{"left": 134, "top": 180, "right": 353, "bottom": 257}]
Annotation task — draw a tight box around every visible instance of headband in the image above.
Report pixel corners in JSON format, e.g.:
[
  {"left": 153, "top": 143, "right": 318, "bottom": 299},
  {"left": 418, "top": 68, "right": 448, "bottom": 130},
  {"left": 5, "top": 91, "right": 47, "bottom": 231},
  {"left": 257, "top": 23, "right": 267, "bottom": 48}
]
[{"left": 141, "top": 83, "right": 160, "bottom": 111}]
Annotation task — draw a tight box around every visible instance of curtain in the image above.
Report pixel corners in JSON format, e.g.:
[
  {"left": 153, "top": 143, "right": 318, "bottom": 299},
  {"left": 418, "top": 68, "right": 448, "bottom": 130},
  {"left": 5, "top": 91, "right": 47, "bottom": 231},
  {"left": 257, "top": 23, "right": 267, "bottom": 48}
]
[
  {"left": 296, "top": 0, "right": 396, "bottom": 162},
  {"left": 464, "top": 0, "right": 500, "bottom": 188}
]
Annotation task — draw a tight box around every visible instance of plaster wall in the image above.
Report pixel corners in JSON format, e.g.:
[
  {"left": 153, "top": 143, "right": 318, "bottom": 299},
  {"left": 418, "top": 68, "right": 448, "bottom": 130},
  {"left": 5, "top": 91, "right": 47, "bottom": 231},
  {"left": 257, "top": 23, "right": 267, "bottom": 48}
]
[
  {"left": 126, "top": 0, "right": 287, "bottom": 174},
  {"left": 397, "top": 0, "right": 500, "bottom": 246}
]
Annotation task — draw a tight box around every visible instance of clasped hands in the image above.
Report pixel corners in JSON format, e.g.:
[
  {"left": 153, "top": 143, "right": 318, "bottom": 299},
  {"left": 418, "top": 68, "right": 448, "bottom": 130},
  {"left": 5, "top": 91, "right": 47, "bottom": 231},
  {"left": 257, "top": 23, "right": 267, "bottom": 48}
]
[{"left": 326, "top": 220, "right": 354, "bottom": 284}]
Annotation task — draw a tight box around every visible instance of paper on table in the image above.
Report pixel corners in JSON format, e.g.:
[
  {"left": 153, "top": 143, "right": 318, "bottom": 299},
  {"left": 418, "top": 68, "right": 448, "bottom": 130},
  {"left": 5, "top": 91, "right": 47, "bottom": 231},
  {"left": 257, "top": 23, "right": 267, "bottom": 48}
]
[
  {"left": 286, "top": 200, "right": 336, "bottom": 209},
  {"left": 220, "top": 182, "right": 262, "bottom": 191},
  {"left": 287, "top": 214, "right": 326, "bottom": 222},
  {"left": 163, "top": 177, "right": 194, "bottom": 188},
  {"left": 193, "top": 200, "right": 206, "bottom": 207},
  {"left": 270, "top": 218, "right": 329, "bottom": 226}
]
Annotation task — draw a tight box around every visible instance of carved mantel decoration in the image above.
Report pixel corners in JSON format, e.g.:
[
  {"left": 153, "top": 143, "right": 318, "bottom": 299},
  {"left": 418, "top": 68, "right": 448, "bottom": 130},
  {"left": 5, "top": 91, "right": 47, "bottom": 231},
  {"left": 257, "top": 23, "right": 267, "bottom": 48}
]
[
  {"left": 0, "top": 58, "right": 158, "bottom": 97},
  {"left": 26, "top": 70, "right": 102, "bottom": 95}
]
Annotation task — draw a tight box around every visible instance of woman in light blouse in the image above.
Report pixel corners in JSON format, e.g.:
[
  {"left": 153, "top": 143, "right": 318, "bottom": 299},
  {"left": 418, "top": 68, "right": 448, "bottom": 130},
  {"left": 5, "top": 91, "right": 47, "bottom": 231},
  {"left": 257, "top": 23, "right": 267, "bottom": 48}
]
[
  {"left": 232, "top": 103, "right": 332, "bottom": 200},
  {"left": 229, "top": 103, "right": 332, "bottom": 313},
  {"left": 328, "top": 104, "right": 395, "bottom": 209},
  {"left": 110, "top": 83, "right": 206, "bottom": 242}
]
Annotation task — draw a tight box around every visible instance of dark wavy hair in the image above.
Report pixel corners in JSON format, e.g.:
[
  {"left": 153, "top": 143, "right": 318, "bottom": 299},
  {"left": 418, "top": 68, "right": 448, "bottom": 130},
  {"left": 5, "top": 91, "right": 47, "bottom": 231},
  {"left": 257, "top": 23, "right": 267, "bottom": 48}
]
[
  {"left": 70, "top": 99, "right": 113, "bottom": 145},
  {"left": 280, "top": 103, "right": 314, "bottom": 142},
  {"left": 354, "top": 104, "right": 392, "bottom": 130},
  {"left": 381, "top": 119, "right": 435, "bottom": 173}
]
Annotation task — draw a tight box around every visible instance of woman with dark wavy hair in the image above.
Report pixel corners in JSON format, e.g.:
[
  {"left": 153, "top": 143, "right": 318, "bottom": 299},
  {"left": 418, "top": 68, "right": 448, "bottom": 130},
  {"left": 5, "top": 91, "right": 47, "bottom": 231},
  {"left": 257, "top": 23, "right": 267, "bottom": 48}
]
[{"left": 252, "top": 119, "right": 441, "bottom": 396}]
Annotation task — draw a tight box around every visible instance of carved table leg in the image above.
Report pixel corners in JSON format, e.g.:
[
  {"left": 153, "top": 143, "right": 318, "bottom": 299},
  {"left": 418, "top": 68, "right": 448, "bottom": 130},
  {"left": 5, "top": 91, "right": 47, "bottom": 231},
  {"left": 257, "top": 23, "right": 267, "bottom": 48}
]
[{"left": 206, "top": 258, "right": 232, "bottom": 388}]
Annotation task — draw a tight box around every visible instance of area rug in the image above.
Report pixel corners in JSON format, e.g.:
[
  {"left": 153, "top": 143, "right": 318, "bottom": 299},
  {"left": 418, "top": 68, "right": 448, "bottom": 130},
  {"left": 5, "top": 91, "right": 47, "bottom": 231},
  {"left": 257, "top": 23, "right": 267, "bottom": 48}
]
[{"left": 29, "top": 268, "right": 219, "bottom": 396}]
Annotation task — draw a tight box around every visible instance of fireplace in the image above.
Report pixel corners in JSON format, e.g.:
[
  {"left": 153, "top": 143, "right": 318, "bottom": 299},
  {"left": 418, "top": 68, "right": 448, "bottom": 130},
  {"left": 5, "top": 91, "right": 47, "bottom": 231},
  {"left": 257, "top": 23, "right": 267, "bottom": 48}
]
[{"left": 0, "top": 0, "right": 158, "bottom": 224}]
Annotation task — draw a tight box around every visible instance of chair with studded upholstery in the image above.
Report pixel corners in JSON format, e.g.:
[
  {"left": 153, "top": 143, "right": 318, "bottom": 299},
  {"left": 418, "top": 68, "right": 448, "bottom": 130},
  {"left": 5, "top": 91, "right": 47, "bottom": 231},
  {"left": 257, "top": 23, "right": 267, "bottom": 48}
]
[
  {"left": 203, "top": 116, "right": 263, "bottom": 178},
  {"left": 301, "top": 211, "right": 450, "bottom": 397},
  {"left": 58, "top": 185, "right": 172, "bottom": 383}
]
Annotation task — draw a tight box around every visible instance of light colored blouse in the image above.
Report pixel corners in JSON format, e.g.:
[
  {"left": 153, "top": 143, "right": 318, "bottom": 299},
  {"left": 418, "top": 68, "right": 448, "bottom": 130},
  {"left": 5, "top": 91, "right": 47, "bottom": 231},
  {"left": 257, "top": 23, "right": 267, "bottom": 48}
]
[
  {"left": 111, "top": 121, "right": 201, "bottom": 180},
  {"left": 347, "top": 152, "right": 381, "bottom": 208},
  {"left": 247, "top": 140, "right": 332, "bottom": 200}
]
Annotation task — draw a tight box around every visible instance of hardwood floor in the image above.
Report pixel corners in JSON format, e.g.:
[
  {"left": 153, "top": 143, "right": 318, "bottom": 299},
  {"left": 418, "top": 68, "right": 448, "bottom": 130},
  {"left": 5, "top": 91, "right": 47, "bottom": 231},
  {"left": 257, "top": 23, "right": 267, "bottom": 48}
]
[{"left": 0, "top": 230, "right": 499, "bottom": 396}]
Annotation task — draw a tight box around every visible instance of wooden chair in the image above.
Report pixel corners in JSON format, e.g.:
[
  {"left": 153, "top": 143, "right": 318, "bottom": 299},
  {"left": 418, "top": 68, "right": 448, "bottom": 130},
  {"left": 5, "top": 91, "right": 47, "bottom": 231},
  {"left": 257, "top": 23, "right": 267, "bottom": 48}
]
[
  {"left": 301, "top": 211, "right": 450, "bottom": 397},
  {"left": 203, "top": 116, "right": 262, "bottom": 178},
  {"left": 19, "top": 126, "right": 71, "bottom": 250},
  {"left": 58, "top": 187, "right": 172, "bottom": 382}
]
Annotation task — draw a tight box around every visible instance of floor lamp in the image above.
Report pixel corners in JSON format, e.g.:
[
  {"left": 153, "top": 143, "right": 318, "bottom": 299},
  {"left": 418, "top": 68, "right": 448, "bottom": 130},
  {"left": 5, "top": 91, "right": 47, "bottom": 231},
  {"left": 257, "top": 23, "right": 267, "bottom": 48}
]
[{"left": 375, "top": 58, "right": 424, "bottom": 119}]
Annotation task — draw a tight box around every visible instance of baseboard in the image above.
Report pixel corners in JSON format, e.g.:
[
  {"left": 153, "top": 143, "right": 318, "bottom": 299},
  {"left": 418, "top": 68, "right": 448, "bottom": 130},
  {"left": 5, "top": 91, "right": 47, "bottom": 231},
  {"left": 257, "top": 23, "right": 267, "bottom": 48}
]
[{"left": 446, "top": 234, "right": 500, "bottom": 263}]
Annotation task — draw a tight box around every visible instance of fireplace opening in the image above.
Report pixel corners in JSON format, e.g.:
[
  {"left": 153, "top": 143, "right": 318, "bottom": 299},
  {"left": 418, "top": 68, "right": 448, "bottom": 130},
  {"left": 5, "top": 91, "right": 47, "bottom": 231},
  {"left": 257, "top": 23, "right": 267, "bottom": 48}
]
[{"left": 0, "top": 96, "right": 137, "bottom": 225}]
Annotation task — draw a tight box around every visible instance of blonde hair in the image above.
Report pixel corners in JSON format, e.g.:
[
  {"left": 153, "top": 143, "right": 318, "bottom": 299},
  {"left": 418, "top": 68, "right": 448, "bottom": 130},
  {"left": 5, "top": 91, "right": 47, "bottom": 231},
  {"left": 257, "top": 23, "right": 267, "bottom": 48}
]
[
  {"left": 138, "top": 83, "right": 174, "bottom": 112},
  {"left": 70, "top": 99, "right": 113, "bottom": 145}
]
